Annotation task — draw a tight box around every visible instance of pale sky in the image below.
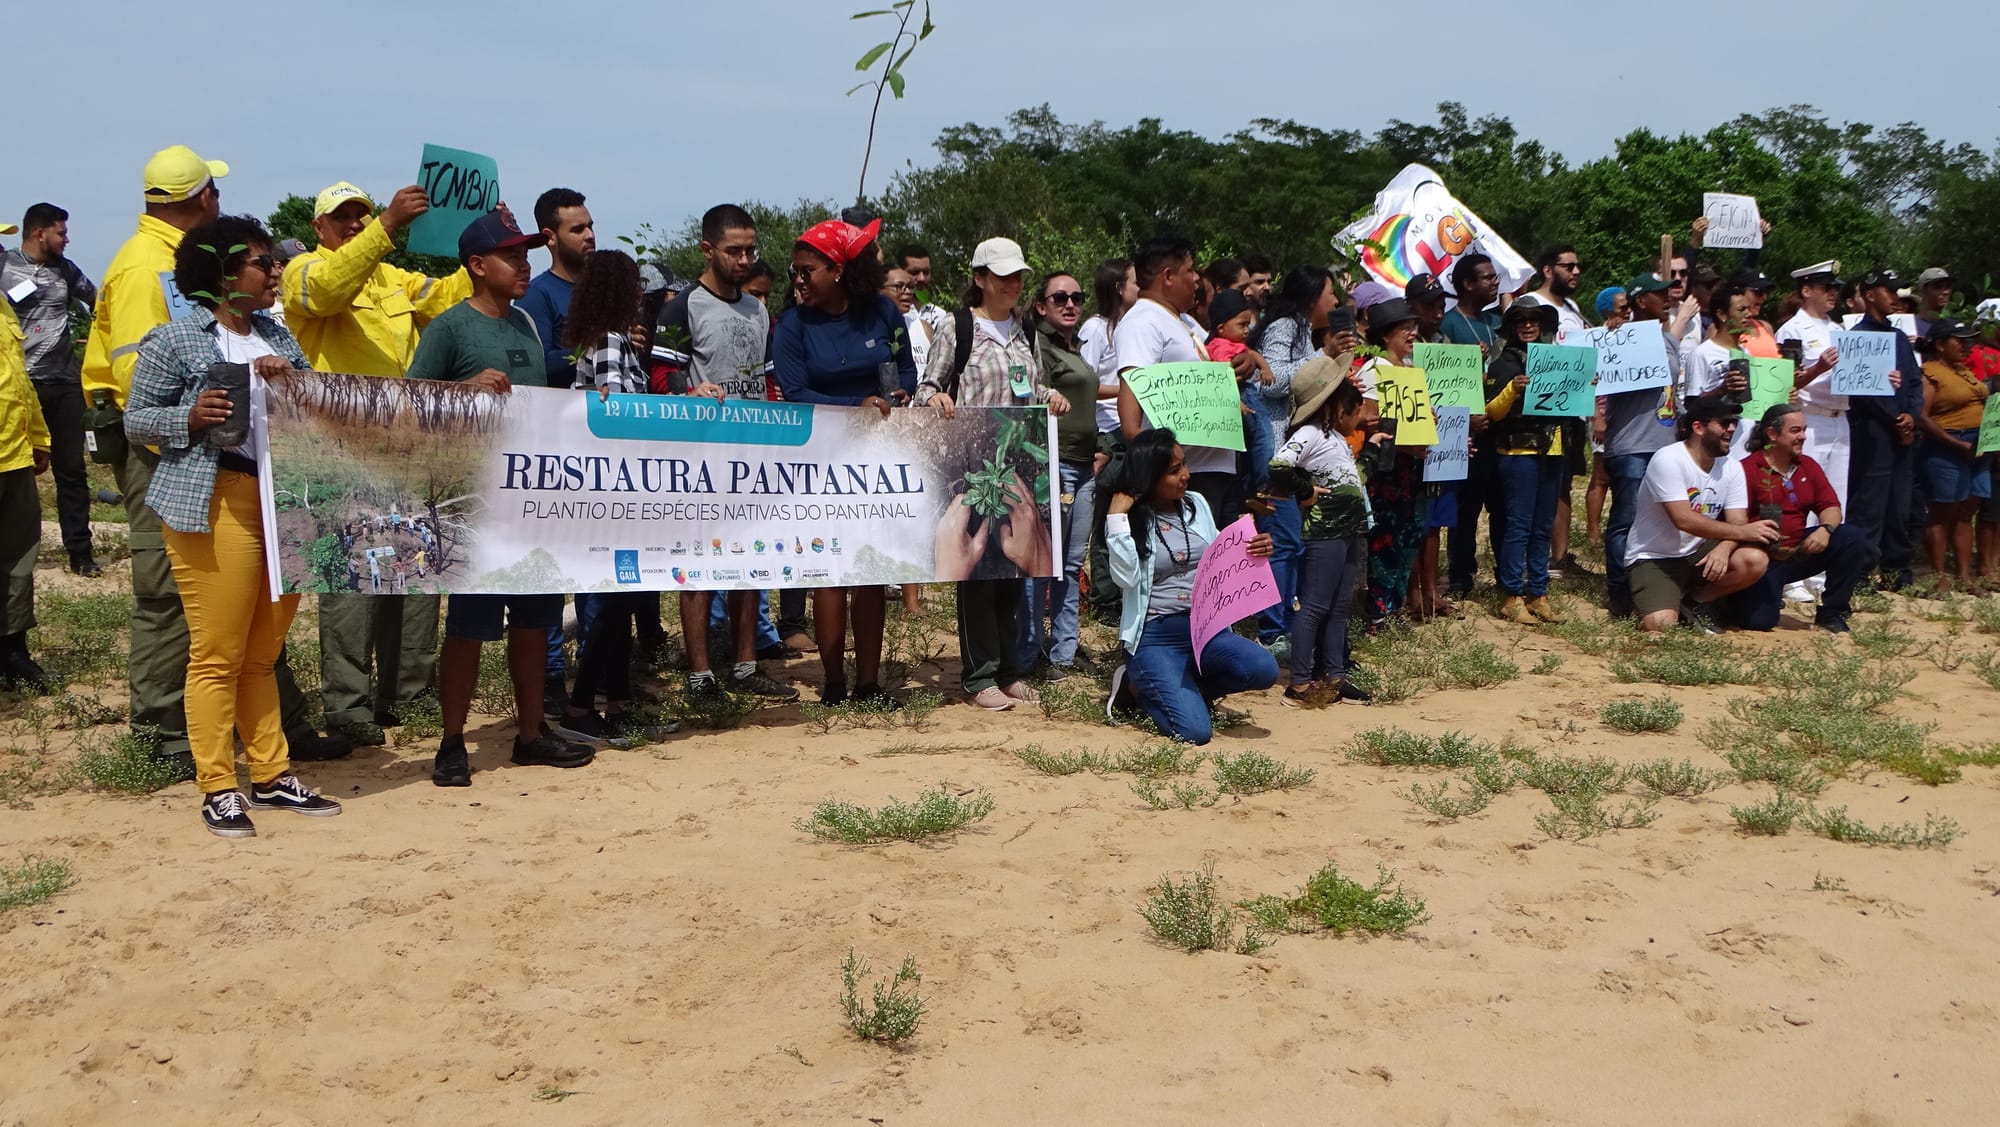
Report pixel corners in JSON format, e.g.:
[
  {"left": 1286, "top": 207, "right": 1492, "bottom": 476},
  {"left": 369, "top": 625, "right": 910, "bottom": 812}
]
[{"left": 15, "top": 0, "right": 1998, "bottom": 278}]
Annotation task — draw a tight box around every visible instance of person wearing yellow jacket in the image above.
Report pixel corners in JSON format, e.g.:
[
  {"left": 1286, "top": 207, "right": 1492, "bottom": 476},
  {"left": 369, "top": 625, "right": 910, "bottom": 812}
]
[
  {"left": 1, "top": 294, "right": 53, "bottom": 690},
  {"left": 78, "top": 146, "right": 347, "bottom": 768},
  {"left": 282, "top": 181, "right": 470, "bottom": 745}
]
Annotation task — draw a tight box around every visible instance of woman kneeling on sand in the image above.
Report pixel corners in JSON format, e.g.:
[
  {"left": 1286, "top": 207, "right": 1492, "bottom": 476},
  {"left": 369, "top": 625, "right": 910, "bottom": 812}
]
[{"left": 1101, "top": 428, "right": 1278, "bottom": 744}]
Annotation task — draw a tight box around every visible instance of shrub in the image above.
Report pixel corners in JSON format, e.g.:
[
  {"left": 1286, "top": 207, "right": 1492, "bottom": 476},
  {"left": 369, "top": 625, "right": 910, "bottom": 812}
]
[
  {"left": 795, "top": 785, "right": 995, "bottom": 844},
  {"left": 840, "top": 950, "right": 926, "bottom": 1042},
  {"left": 1599, "top": 695, "right": 1684, "bottom": 734}
]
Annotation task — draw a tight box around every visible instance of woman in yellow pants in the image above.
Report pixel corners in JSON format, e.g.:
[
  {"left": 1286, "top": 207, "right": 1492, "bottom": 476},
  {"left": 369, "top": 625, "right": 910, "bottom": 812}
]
[{"left": 124, "top": 215, "right": 341, "bottom": 838}]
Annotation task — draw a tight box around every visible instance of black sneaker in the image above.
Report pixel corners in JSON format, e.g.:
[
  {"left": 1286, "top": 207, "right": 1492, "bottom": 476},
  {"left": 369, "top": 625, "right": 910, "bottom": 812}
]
[
  {"left": 511, "top": 726, "right": 595, "bottom": 769},
  {"left": 201, "top": 790, "right": 257, "bottom": 839},
  {"left": 730, "top": 667, "right": 801, "bottom": 702},
  {"left": 550, "top": 709, "right": 613, "bottom": 745},
  {"left": 1813, "top": 612, "right": 1851, "bottom": 634},
  {"left": 288, "top": 729, "right": 354, "bottom": 762},
  {"left": 757, "top": 643, "right": 802, "bottom": 661},
  {"left": 1679, "top": 598, "right": 1724, "bottom": 636},
  {"left": 819, "top": 682, "right": 850, "bottom": 706},
  {"left": 541, "top": 679, "right": 569, "bottom": 719},
  {"left": 69, "top": 554, "right": 103, "bottom": 578},
  {"left": 1336, "top": 678, "right": 1372, "bottom": 703},
  {"left": 372, "top": 710, "right": 403, "bottom": 729},
  {"left": 432, "top": 737, "right": 471, "bottom": 787},
  {"left": 1106, "top": 664, "right": 1134, "bottom": 722},
  {"left": 249, "top": 775, "right": 343, "bottom": 817}
]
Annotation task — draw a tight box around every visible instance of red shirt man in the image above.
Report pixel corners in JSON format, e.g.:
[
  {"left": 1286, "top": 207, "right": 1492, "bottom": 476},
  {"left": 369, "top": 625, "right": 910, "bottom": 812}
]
[{"left": 1740, "top": 448, "right": 1839, "bottom": 551}]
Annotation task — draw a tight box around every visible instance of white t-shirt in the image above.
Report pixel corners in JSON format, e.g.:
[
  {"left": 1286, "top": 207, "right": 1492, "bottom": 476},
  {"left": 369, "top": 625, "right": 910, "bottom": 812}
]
[
  {"left": 215, "top": 324, "right": 275, "bottom": 460},
  {"left": 1683, "top": 339, "right": 1733, "bottom": 397},
  {"left": 903, "top": 308, "right": 932, "bottom": 374},
  {"left": 1776, "top": 309, "right": 1845, "bottom": 411},
  {"left": 1626, "top": 441, "right": 1748, "bottom": 563},
  {"left": 1079, "top": 314, "right": 1119, "bottom": 433},
  {"left": 1116, "top": 297, "right": 1233, "bottom": 474},
  {"left": 1522, "top": 292, "right": 1591, "bottom": 335},
  {"left": 973, "top": 314, "right": 1015, "bottom": 346}
]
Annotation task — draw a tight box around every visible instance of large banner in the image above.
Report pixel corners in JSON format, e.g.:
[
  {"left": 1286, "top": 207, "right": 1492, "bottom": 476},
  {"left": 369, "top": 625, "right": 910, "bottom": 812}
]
[
  {"left": 261, "top": 372, "right": 1058, "bottom": 595},
  {"left": 1335, "top": 163, "right": 1535, "bottom": 297}
]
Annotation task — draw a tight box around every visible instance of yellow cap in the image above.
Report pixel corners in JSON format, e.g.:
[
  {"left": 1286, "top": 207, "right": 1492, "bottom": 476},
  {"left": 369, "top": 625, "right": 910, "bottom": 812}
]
[
  {"left": 313, "top": 182, "right": 374, "bottom": 219},
  {"left": 142, "top": 145, "right": 230, "bottom": 203},
  {"left": 0, "top": 220, "right": 16, "bottom": 235}
]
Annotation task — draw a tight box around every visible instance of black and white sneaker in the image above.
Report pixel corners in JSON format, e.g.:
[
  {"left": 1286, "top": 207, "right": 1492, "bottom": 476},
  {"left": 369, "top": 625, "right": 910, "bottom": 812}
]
[
  {"left": 202, "top": 790, "right": 257, "bottom": 839},
  {"left": 1106, "top": 663, "right": 1131, "bottom": 723},
  {"left": 550, "top": 709, "right": 613, "bottom": 745},
  {"left": 730, "top": 667, "right": 801, "bottom": 702},
  {"left": 248, "top": 775, "right": 343, "bottom": 817},
  {"left": 1679, "top": 598, "right": 1724, "bottom": 636}
]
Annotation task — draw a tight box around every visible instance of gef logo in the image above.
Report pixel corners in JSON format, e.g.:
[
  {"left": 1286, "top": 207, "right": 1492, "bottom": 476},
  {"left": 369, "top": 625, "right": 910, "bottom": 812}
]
[{"left": 614, "top": 550, "right": 641, "bottom": 584}]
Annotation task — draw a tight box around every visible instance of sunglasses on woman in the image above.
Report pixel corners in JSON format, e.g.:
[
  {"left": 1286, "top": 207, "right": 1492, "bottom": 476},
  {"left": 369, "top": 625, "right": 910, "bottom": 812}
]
[{"left": 1043, "top": 291, "right": 1086, "bottom": 306}]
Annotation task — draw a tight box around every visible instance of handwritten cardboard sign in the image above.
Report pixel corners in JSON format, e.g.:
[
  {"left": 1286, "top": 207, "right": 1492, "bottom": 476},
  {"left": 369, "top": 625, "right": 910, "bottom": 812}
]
[
  {"left": 1829, "top": 330, "right": 1897, "bottom": 396},
  {"left": 1423, "top": 407, "right": 1471, "bottom": 482},
  {"left": 1411, "top": 342, "right": 1485, "bottom": 412},
  {"left": 1744, "top": 357, "right": 1796, "bottom": 423},
  {"left": 1126, "top": 362, "right": 1246, "bottom": 452},
  {"left": 1979, "top": 393, "right": 2000, "bottom": 456},
  {"left": 1189, "top": 514, "right": 1279, "bottom": 672},
  {"left": 407, "top": 143, "right": 502, "bottom": 259},
  {"left": 1374, "top": 366, "right": 1439, "bottom": 445},
  {"left": 1561, "top": 320, "right": 1672, "bottom": 395},
  {"left": 1703, "top": 192, "right": 1763, "bottom": 250},
  {"left": 1522, "top": 344, "right": 1598, "bottom": 416}
]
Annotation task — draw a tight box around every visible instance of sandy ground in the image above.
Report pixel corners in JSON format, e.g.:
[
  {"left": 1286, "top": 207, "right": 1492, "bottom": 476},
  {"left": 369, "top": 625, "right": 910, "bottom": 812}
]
[{"left": 5, "top": 556, "right": 2000, "bottom": 1126}]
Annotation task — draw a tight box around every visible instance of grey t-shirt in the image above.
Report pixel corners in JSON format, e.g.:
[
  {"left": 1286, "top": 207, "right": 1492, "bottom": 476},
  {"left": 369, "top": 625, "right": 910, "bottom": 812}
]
[
  {"left": 1147, "top": 503, "right": 1211, "bottom": 619},
  {"left": 1604, "top": 328, "right": 1681, "bottom": 457},
  {"left": 658, "top": 282, "right": 770, "bottom": 398}
]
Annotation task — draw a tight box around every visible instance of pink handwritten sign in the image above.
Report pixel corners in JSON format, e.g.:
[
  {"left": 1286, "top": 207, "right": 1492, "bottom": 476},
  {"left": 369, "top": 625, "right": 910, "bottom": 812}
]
[{"left": 1190, "top": 515, "right": 1279, "bottom": 672}]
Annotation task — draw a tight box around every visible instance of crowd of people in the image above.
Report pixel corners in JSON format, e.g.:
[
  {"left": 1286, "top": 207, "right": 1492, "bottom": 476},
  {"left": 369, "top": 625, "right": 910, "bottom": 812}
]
[{"left": 3, "top": 145, "right": 1998, "bottom": 839}]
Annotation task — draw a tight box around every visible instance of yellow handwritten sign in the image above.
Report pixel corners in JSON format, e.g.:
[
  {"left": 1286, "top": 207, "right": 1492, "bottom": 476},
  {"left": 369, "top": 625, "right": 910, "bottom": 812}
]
[{"left": 1375, "top": 366, "right": 1439, "bottom": 446}]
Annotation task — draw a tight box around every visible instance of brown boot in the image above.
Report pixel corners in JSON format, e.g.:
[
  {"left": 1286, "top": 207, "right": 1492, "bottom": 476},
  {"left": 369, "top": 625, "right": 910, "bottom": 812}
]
[
  {"left": 1524, "top": 596, "right": 1565, "bottom": 623},
  {"left": 1498, "top": 596, "right": 1536, "bottom": 625}
]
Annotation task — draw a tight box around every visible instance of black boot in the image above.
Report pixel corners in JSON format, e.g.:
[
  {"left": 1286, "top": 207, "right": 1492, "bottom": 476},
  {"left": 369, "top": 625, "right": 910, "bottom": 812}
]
[
  {"left": 69, "top": 553, "right": 103, "bottom": 578},
  {"left": 2, "top": 633, "right": 53, "bottom": 694}
]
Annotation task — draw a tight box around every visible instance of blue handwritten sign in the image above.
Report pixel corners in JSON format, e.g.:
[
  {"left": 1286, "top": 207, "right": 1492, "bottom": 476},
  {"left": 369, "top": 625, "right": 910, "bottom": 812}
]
[
  {"left": 1829, "top": 329, "right": 1897, "bottom": 396},
  {"left": 407, "top": 143, "right": 501, "bottom": 258},
  {"left": 1522, "top": 344, "right": 1597, "bottom": 416},
  {"left": 1423, "top": 407, "right": 1471, "bottom": 482}
]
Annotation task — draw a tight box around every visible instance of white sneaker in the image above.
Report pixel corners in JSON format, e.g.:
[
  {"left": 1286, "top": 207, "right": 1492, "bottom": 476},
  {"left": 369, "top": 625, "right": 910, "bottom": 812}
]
[{"left": 1783, "top": 581, "right": 1815, "bottom": 604}]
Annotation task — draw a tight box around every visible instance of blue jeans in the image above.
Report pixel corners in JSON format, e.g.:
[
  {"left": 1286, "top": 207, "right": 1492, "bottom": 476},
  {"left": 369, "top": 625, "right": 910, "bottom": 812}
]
[
  {"left": 1497, "top": 453, "right": 1563, "bottom": 597},
  {"left": 709, "top": 589, "right": 784, "bottom": 652},
  {"left": 1727, "top": 523, "right": 1875, "bottom": 627},
  {"left": 1125, "top": 612, "right": 1278, "bottom": 745},
  {"left": 1020, "top": 463, "right": 1093, "bottom": 668},
  {"left": 1257, "top": 497, "right": 1302, "bottom": 643},
  {"left": 1602, "top": 452, "right": 1652, "bottom": 597},
  {"left": 545, "top": 622, "right": 566, "bottom": 680},
  {"left": 1449, "top": 443, "right": 1503, "bottom": 592}
]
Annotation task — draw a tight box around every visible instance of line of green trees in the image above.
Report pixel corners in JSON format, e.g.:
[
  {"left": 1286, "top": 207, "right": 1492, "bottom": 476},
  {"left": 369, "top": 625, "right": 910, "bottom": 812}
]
[{"left": 628, "top": 102, "right": 1997, "bottom": 307}]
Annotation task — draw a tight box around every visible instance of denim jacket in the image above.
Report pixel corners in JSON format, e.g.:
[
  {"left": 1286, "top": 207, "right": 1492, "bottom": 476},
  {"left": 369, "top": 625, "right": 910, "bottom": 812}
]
[
  {"left": 123, "top": 307, "right": 309, "bottom": 533},
  {"left": 1105, "top": 491, "right": 1220, "bottom": 653}
]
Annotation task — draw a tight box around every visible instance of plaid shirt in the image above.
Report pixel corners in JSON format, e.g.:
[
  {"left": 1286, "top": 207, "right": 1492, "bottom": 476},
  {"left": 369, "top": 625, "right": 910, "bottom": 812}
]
[
  {"left": 579, "top": 330, "right": 646, "bottom": 394},
  {"left": 123, "top": 307, "right": 309, "bottom": 533}
]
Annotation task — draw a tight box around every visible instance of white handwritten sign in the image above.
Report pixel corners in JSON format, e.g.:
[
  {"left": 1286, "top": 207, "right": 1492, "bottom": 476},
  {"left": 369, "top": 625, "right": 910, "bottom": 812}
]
[
  {"left": 1559, "top": 320, "right": 1672, "bottom": 395},
  {"left": 1189, "top": 515, "right": 1279, "bottom": 672},
  {"left": 1703, "top": 192, "right": 1763, "bottom": 250},
  {"left": 1830, "top": 330, "right": 1897, "bottom": 396},
  {"left": 1423, "top": 407, "right": 1471, "bottom": 482},
  {"left": 1522, "top": 344, "right": 1598, "bottom": 416}
]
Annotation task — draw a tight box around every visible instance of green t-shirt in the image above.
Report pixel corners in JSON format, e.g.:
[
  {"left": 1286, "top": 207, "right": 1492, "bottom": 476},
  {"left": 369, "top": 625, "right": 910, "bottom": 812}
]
[{"left": 406, "top": 300, "right": 549, "bottom": 386}]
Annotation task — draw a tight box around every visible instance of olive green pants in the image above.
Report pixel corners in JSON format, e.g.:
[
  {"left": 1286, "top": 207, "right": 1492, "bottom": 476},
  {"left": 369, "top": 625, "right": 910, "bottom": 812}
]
[
  {"left": 115, "top": 442, "right": 311, "bottom": 754},
  {"left": 317, "top": 592, "right": 438, "bottom": 727}
]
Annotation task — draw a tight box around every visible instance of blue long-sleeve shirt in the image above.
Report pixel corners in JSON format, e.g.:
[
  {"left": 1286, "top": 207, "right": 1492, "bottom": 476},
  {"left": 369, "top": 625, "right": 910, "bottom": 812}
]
[
  {"left": 1850, "top": 313, "right": 1924, "bottom": 424},
  {"left": 519, "top": 270, "right": 576, "bottom": 388},
  {"left": 772, "top": 295, "right": 916, "bottom": 406}
]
